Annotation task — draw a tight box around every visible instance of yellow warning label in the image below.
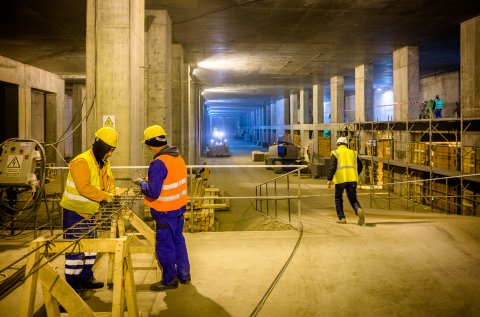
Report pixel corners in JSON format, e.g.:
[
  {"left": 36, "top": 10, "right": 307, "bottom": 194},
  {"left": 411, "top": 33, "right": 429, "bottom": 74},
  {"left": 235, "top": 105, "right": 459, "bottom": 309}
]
[
  {"left": 7, "top": 156, "right": 21, "bottom": 168},
  {"left": 105, "top": 117, "right": 114, "bottom": 126},
  {"left": 5, "top": 155, "right": 23, "bottom": 176}
]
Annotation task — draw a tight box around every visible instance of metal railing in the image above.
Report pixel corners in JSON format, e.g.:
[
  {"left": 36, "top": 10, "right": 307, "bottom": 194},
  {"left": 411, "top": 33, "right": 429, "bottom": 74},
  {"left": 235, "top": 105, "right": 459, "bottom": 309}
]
[{"left": 255, "top": 165, "right": 308, "bottom": 222}]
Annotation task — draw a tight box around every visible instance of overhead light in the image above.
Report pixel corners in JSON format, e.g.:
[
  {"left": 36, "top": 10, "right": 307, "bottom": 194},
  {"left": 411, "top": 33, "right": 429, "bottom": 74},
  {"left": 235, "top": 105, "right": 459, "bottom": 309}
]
[{"left": 198, "top": 59, "right": 229, "bottom": 70}]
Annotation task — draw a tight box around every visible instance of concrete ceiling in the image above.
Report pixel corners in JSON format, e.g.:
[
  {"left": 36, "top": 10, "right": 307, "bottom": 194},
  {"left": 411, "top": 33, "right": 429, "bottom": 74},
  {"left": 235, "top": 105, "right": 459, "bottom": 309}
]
[{"left": 1, "top": 0, "right": 479, "bottom": 118}]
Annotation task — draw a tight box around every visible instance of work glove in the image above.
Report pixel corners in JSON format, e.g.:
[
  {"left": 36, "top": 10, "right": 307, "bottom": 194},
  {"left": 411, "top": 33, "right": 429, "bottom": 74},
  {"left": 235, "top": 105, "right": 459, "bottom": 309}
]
[{"left": 105, "top": 194, "right": 114, "bottom": 203}]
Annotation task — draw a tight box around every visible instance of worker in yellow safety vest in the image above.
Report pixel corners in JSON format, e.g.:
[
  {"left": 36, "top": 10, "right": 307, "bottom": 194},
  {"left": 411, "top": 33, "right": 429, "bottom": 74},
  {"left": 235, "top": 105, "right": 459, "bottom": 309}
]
[
  {"left": 60, "top": 126, "right": 117, "bottom": 291},
  {"left": 326, "top": 137, "right": 366, "bottom": 225},
  {"left": 134, "top": 125, "right": 191, "bottom": 291}
]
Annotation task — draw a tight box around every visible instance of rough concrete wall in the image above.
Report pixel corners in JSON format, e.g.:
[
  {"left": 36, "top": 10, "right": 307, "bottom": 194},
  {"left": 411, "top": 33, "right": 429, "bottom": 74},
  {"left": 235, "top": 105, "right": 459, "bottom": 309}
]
[
  {"left": 145, "top": 10, "right": 172, "bottom": 133},
  {"left": 171, "top": 44, "right": 184, "bottom": 150},
  {"left": 0, "top": 54, "right": 64, "bottom": 160},
  {"left": 393, "top": 130, "right": 408, "bottom": 162},
  {"left": 461, "top": 16, "right": 480, "bottom": 118},
  {"left": 420, "top": 71, "right": 459, "bottom": 118},
  {"left": 345, "top": 94, "right": 355, "bottom": 122},
  {"left": 393, "top": 46, "right": 420, "bottom": 121}
]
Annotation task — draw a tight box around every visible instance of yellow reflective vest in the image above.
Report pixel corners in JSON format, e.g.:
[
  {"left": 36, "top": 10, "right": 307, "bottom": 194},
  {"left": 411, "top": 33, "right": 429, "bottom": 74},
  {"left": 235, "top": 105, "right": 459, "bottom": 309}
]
[
  {"left": 60, "top": 150, "right": 111, "bottom": 215},
  {"left": 331, "top": 145, "right": 358, "bottom": 184}
]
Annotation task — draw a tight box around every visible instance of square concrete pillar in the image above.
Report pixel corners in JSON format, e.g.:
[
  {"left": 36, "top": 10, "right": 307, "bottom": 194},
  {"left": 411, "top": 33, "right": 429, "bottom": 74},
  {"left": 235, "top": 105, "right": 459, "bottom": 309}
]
[
  {"left": 461, "top": 16, "right": 480, "bottom": 118},
  {"left": 355, "top": 63, "right": 374, "bottom": 122},
  {"left": 330, "top": 76, "right": 344, "bottom": 123},
  {"left": 172, "top": 44, "right": 184, "bottom": 151},
  {"left": 290, "top": 92, "right": 299, "bottom": 125},
  {"left": 312, "top": 84, "right": 324, "bottom": 124},
  {"left": 393, "top": 46, "right": 420, "bottom": 121},
  {"left": 86, "top": 0, "right": 145, "bottom": 169}
]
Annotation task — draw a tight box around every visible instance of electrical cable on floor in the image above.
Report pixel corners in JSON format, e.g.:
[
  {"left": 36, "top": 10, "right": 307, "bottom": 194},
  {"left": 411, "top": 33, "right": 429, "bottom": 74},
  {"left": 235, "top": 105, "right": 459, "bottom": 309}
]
[{"left": 249, "top": 221, "right": 304, "bottom": 317}]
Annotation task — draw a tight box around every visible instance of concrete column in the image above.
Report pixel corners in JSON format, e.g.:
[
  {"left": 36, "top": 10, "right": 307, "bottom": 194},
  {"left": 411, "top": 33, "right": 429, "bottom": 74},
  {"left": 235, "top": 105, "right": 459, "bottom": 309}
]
[
  {"left": 181, "top": 62, "right": 189, "bottom": 157},
  {"left": 330, "top": 76, "right": 344, "bottom": 123},
  {"left": 86, "top": 0, "right": 145, "bottom": 171},
  {"left": 312, "top": 84, "right": 324, "bottom": 124},
  {"left": 393, "top": 46, "right": 420, "bottom": 121},
  {"left": 299, "top": 89, "right": 306, "bottom": 124},
  {"left": 355, "top": 63, "right": 374, "bottom": 122},
  {"left": 145, "top": 10, "right": 171, "bottom": 139},
  {"left": 290, "top": 92, "right": 298, "bottom": 125},
  {"left": 275, "top": 98, "right": 286, "bottom": 141},
  {"left": 187, "top": 66, "right": 196, "bottom": 164},
  {"left": 18, "top": 85, "right": 31, "bottom": 139},
  {"left": 171, "top": 44, "right": 184, "bottom": 150},
  {"left": 461, "top": 16, "right": 480, "bottom": 118},
  {"left": 72, "top": 84, "right": 86, "bottom": 153}
]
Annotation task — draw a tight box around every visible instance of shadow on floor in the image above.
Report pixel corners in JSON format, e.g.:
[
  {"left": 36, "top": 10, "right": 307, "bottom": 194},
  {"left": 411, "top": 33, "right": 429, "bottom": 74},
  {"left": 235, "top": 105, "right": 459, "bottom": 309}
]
[{"left": 156, "top": 284, "right": 232, "bottom": 317}]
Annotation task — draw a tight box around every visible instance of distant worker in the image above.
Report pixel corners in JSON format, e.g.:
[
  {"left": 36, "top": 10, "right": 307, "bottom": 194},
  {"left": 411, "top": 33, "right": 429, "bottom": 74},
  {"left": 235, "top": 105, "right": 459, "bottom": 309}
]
[
  {"left": 454, "top": 101, "right": 461, "bottom": 118},
  {"left": 60, "top": 127, "right": 117, "bottom": 291},
  {"left": 428, "top": 99, "right": 435, "bottom": 118},
  {"left": 326, "top": 137, "right": 365, "bottom": 226},
  {"left": 134, "top": 125, "right": 191, "bottom": 291},
  {"left": 434, "top": 95, "right": 443, "bottom": 118}
]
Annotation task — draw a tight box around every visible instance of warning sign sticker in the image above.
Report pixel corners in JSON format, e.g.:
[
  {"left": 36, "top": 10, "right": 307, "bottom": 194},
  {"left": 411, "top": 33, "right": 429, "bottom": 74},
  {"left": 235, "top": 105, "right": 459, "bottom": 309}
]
[
  {"left": 5, "top": 155, "right": 23, "bottom": 176},
  {"left": 103, "top": 115, "right": 116, "bottom": 130}
]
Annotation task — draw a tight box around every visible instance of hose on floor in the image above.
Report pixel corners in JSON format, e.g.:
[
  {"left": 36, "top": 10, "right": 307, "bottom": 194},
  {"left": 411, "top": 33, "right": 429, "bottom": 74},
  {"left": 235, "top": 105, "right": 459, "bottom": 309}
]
[{"left": 249, "top": 221, "right": 304, "bottom": 317}]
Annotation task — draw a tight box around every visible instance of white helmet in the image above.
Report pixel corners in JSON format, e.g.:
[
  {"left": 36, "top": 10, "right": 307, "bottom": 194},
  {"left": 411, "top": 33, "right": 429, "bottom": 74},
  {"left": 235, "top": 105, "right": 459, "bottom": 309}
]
[{"left": 337, "top": 136, "right": 348, "bottom": 145}]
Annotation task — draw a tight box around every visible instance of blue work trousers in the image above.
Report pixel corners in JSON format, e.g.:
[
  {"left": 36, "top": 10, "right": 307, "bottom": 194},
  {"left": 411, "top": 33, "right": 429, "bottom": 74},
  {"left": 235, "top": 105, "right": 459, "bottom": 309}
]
[
  {"left": 151, "top": 207, "right": 191, "bottom": 285},
  {"left": 63, "top": 208, "right": 97, "bottom": 289},
  {"left": 334, "top": 182, "right": 361, "bottom": 220}
]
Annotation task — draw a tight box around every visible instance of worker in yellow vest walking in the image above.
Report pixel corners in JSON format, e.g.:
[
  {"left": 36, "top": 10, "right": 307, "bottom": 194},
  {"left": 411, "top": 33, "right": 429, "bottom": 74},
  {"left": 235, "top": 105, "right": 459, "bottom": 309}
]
[{"left": 326, "top": 137, "right": 365, "bottom": 225}]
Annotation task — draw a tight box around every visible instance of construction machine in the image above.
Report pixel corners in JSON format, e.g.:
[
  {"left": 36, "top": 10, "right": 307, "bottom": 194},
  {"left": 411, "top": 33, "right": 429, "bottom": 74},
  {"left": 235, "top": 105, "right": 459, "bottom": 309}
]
[{"left": 265, "top": 142, "right": 307, "bottom": 174}]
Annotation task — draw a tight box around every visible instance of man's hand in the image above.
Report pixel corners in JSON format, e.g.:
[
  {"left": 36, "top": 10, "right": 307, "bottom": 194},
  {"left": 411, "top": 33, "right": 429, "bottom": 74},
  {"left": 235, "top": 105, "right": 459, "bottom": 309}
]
[
  {"left": 105, "top": 194, "right": 114, "bottom": 203},
  {"left": 327, "top": 180, "right": 332, "bottom": 189},
  {"left": 133, "top": 178, "right": 144, "bottom": 185}
]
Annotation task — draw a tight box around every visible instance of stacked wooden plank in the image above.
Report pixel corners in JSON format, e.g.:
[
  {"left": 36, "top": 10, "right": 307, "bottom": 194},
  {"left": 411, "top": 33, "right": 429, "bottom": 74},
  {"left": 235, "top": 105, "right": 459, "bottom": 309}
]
[
  {"left": 183, "top": 172, "right": 231, "bottom": 232},
  {"left": 184, "top": 186, "right": 217, "bottom": 232},
  {"left": 318, "top": 136, "right": 331, "bottom": 157},
  {"left": 431, "top": 144, "right": 458, "bottom": 171},
  {"left": 463, "top": 146, "right": 479, "bottom": 174},
  {"left": 410, "top": 142, "right": 428, "bottom": 165}
]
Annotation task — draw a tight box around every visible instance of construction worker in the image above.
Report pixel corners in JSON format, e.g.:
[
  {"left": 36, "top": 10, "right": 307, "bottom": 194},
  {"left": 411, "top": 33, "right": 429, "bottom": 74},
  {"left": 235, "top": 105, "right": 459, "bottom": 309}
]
[
  {"left": 434, "top": 95, "right": 444, "bottom": 118},
  {"left": 60, "top": 127, "right": 117, "bottom": 291},
  {"left": 134, "top": 125, "right": 191, "bottom": 291},
  {"left": 326, "top": 136, "right": 365, "bottom": 226}
]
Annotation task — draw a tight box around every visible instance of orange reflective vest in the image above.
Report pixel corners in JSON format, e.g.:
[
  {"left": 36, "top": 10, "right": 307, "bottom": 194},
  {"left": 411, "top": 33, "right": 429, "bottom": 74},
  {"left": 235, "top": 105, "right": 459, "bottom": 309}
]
[{"left": 144, "top": 155, "right": 188, "bottom": 212}]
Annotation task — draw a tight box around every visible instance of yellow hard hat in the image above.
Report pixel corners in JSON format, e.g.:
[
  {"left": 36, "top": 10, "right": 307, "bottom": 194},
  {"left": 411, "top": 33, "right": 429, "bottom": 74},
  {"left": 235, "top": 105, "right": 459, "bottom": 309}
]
[
  {"left": 142, "top": 125, "right": 167, "bottom": 143},
  {"left": 95, "top": 127, "right": 118, "bottom": 147}
]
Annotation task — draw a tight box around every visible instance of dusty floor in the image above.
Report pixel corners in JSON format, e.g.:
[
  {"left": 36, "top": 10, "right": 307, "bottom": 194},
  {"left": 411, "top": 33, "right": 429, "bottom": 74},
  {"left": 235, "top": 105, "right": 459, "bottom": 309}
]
[{"left": 1, "top": 139, "right": 480, "bottom": 316}]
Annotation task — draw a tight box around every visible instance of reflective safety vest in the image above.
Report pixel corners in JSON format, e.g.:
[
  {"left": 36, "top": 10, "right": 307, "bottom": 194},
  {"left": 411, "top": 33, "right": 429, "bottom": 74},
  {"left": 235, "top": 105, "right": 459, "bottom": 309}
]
[
  {"left": 331, "top": 145, "right": 358, "bottom": 184},
  {"left": 144, "top": 155, "right": 188, "bottom": 212},
  {"left": 60, "top": 150, "right": 103, "bottom": 214},
  {"left": 435, "top": 99, "right": 443, "bottom": 109}
]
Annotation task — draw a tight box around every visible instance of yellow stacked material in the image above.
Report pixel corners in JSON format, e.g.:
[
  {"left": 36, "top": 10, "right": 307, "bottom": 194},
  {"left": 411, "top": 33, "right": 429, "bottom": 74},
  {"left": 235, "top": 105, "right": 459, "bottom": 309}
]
[
  {"left": 410, "top": 142, "right": 428, "bottom": 166},
  {"left": 462, "top": 189, "right": 479, "bottom": 216},
  {"left": 463, "top": 147, "right": 476, "bottom": 174},
  {"left": 252, "top": 151, "right": 268, "bottom": 162},
  {"left": 431, "top": 144, "right": 458, "bottom": 171},
  {"left": 318, "top": 136, "right": 331, "bottom": 157},
  {"left": 377, "top": 139, "right": 394, "bottom": 160},
  {"left": 293, "top": 131, "right": 301, "bottom": 146},
  {"left": 183, "top": 208, "right": 215, "bottom": 232},
  {"left": 431, "top": 182, "right": 458, "bottom": 214}
]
